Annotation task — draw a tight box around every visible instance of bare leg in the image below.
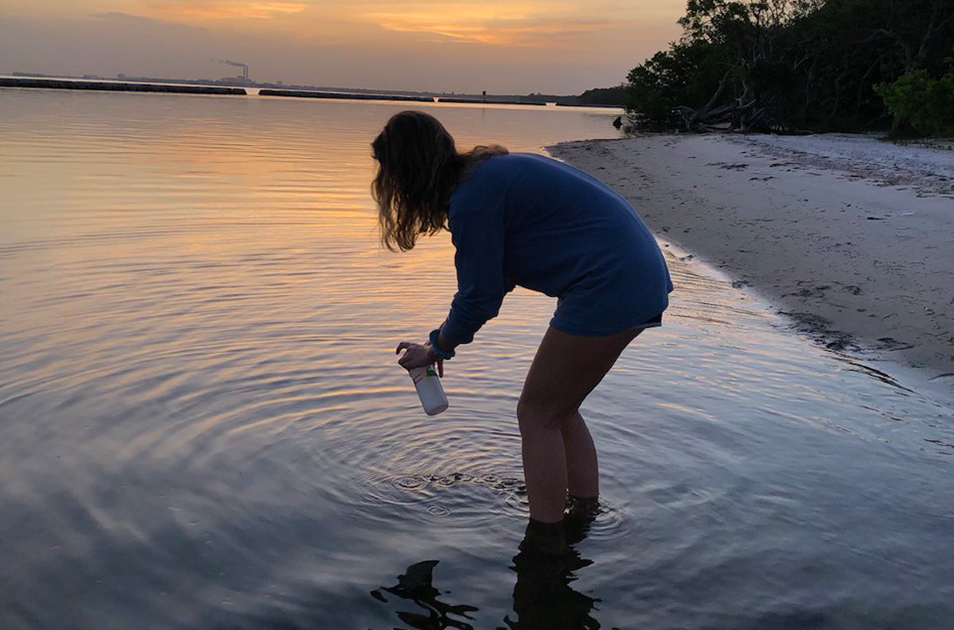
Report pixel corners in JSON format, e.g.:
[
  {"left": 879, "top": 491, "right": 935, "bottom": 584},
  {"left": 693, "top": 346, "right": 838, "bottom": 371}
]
[
  {"left": 562, "top": 410, "right": 599, "bottom": 500},
  {"left": 519, "top": 420, "right": 568, "bottom": 524},
  {"left": 518, "top": 326, "right": 642, "bottom": 524}
]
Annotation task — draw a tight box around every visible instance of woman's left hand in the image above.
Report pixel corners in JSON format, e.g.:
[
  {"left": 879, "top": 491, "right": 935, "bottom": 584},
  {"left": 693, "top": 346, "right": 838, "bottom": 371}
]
[{"left": 396, "top": 342, "right": 443, "bottom": 377}]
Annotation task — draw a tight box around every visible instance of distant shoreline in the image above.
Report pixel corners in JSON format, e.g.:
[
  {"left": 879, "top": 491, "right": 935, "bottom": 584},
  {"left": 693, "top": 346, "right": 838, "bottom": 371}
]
[
  {"left": 0, "top": 77, "right": 246, "bottom": 95},
  {"left": 0, "top": 75, "right": 624, "bottom": 109},
  {"left": 550, "top": 133, "right": 954, "bottom": 394}
]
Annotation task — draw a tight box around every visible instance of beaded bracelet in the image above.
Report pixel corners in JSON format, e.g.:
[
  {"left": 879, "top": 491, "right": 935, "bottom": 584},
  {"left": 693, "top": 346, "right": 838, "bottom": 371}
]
[{"left": 429, "top": 328, "right": 455, "bottom": 360}]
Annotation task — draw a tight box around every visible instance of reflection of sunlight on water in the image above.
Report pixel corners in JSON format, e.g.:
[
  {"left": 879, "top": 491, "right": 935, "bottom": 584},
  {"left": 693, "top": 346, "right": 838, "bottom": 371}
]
[{"left": 1, "top": 89, "right": 953, "bottom": 629}]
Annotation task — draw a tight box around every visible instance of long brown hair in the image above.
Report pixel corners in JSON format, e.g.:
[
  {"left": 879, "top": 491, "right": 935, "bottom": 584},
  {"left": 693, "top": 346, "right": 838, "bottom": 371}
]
[{"left": 371, "top": 110, "right": 507, "bottom": 251}]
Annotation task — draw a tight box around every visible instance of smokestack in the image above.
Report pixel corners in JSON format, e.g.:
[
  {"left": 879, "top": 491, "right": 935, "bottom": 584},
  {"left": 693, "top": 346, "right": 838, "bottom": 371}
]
[{"left": 213, "top": 58, "right": 249, "bottom": 80}]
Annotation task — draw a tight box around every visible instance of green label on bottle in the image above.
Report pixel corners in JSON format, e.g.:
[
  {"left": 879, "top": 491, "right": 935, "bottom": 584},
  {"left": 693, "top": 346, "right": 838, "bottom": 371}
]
[{"left": 426, "top": 366, "right": 436, "bottom": 377}]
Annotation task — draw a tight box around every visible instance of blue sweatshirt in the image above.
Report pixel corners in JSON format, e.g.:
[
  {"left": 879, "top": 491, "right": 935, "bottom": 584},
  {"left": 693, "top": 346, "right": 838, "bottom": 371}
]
[{"left": 440, "top": 152, "right": 673, "bottom": 345}]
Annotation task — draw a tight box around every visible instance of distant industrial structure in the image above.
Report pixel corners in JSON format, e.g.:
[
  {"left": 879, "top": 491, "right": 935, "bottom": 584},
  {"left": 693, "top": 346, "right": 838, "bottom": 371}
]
[{"left": 214, "top": 59, "right": 252, "bottom": 85}]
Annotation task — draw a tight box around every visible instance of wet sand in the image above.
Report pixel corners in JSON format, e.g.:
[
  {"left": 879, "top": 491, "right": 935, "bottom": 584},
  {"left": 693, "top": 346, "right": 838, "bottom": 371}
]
[{"left": 549, "top": 133, "right": 954, "bottom": 391}]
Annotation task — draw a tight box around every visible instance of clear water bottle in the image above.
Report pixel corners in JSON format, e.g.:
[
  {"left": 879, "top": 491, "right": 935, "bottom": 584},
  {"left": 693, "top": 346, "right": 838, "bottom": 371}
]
[{"left": 408, "top": 365, "right": 448, "bottom": 415}]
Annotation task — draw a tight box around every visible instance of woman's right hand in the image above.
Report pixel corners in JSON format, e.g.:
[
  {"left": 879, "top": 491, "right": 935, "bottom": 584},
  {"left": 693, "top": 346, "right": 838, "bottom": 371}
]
[{"left": 396, "top": 342, "right": 444, "bottom": 377}]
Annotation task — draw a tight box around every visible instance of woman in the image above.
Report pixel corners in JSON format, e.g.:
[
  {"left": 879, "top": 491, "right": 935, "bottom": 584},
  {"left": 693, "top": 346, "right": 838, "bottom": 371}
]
[{"left": 375, "top": 111, "right": 672, "bottom": 553}]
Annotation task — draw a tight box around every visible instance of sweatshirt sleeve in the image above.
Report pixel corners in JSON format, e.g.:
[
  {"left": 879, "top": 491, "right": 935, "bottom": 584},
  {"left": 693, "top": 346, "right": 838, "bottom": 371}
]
[{"left": 440, "top": 204, "right": 511, "bottom": 346}]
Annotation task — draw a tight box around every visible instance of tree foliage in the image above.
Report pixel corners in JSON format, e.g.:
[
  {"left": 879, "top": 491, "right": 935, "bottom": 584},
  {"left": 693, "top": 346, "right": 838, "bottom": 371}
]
[
  {"left": 625, "top": 0, "right": 954, "bottom": 135},
  {"left": 876, "top": 59, "right": 954, "bottom": 136},
  {"left": 578, "top": 85, "right": 629, "bottom": 105}
]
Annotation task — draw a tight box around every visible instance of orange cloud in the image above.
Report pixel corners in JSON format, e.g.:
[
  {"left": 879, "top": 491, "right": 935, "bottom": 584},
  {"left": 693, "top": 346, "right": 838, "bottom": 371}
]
[
  {"left": 143, "top": 1, "right": 307, "bottom": 21},
  {"left": 362, "top": 9, "right": 621, "bottom": 46},
  {"left": 106, "top": 0, "right": 668, "bottom": 47}
]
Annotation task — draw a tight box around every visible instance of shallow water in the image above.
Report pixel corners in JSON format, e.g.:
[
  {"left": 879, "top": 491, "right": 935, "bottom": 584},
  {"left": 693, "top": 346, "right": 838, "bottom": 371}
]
[{"left": 1, "top": 89, "right": 953, "bottom": 630}]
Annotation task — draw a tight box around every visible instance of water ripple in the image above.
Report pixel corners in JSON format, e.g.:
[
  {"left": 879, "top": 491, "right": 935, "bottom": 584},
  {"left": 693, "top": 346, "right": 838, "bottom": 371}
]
[{"left": 1, "top": 89, "right": 953, "bottom": 630}]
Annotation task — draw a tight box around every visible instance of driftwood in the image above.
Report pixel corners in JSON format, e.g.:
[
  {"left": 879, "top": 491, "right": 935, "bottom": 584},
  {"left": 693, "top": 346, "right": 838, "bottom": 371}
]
[
  {"left": 673, "top": 74, "right": 788, "bottom": 133},
  {"left": 669, "top": 73, "right": 812, "bottom": 134},
  {"left": 675, "top": 102, "right": 780, "bottom": 132}
]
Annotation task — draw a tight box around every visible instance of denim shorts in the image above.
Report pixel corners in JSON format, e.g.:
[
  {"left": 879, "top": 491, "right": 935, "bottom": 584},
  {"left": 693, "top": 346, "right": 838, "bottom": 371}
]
[{"left": 550, "top": 294, "right": 666, "bottom": 337}]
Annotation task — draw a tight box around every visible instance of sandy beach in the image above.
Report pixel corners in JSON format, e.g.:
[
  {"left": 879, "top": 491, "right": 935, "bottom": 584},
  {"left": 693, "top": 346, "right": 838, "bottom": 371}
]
[{"left": 550, "top": 133, "right": 954, "bottom": 391}]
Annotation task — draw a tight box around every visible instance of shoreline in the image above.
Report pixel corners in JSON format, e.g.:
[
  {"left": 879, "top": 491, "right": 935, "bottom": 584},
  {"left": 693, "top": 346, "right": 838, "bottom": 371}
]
[
  {"left": 0, "top": 77, "right": 246, "bottom": 95},
  {"left": 549, "top": 133, "right": 954, "bottom": 396},
  {"left": 1, "top": 77, "right": 622, "bottom": 109}
]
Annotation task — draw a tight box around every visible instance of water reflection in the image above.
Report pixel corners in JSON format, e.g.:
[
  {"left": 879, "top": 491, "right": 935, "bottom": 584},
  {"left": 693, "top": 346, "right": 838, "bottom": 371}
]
[
  {"left": 373, "top": 518, "right": 602, "bottom": 630},
  {"left": 504, "top": 518, "right": 600, "bottom": 630},
  {"left": 372, "top": 560, "right": 480, "bottom": 629},
  {"left": 2, "top": 90, "right": 954, "bottom": 630}
]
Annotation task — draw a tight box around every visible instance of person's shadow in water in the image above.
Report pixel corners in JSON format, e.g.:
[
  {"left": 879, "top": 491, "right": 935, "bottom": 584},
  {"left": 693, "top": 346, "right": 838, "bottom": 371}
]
[
  {"left": 370, "top": 559, "right": 479, "bottom": 629},
  {"left": 370, "top": 519, "right": 601, "bottom": 630}
]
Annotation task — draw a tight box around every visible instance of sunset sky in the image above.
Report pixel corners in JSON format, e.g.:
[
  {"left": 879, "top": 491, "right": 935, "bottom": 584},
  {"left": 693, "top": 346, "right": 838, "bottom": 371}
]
[{"left": 0, "top": 0, "right": 686, "bottom": 94}]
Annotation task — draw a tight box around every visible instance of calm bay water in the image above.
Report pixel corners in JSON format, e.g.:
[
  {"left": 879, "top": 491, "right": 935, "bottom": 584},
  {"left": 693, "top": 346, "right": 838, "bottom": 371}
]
[{"left": 1, "top": 89, "right": 953, "bottom": 630}]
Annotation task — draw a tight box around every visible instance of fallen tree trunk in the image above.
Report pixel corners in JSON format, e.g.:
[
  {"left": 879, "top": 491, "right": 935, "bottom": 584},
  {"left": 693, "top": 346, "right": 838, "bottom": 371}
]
[{"left": 674, "top": 92, "right": 797, "bottom": 133}]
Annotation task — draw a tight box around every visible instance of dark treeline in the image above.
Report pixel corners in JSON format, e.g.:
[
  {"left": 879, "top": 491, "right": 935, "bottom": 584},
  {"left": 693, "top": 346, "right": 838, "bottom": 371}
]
[
  {"left": 625, "top": 0, "right": 954, "bottom": 135},
  {"left": 578, "top": 85, "right": 628, "bottom": 105},
  {"left": 517, "top": 88, "right": 626, "bottom": 105}
]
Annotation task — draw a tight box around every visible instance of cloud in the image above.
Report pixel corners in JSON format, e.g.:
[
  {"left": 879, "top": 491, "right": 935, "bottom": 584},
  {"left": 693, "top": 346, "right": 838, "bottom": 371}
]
[
  {"left": 362, "top": 10, "right": 626, "bottom": 46},
  {"left": 1, "top": 0, "right": 685, "bottom": 93},
  {"left": 92, "top": 12, "right": 156, "bottom": 23},
  {"left": 140, "top": 1, "right": 307, "bottom": 21}
]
